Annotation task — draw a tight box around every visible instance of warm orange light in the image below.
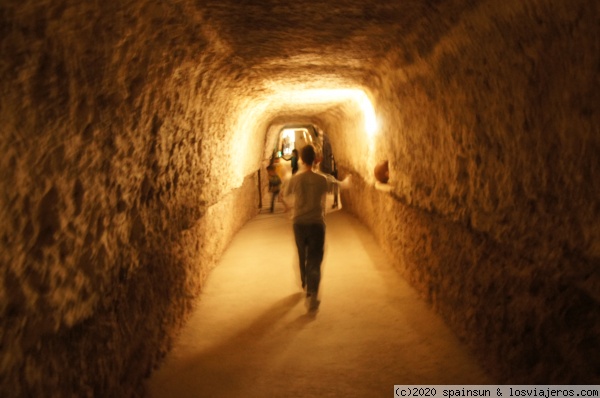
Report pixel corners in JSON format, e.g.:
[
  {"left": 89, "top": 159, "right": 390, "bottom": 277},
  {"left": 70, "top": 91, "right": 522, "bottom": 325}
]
[
  {"left": 280, "top": 128, "right": 297, "bottom": 155},
  {"left": 230, "top": 85, "right": 379, "bottom": 188},
  {"left": 272, "top": 88, "right": 377, "bottom": 137}
]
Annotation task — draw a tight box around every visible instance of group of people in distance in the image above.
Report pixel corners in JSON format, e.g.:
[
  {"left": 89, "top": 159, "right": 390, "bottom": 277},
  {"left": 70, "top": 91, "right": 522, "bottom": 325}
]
[{"left": 266, "top": 144, "right": 351, "bottom": 312}]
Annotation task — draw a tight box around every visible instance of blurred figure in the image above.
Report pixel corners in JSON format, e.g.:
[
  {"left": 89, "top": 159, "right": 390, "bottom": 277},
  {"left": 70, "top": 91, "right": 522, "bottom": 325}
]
[
  {"left": 291, "top": 149, "right": 299, "bottom": 174},
  {"left": 267, "top": 158, "right": 290, "bottom": 213},
  {"left": 284, "top": 144, "right": 350, "bottom": 311},
  {"left": 273, "top": 156, "right": 291, "bottom": 212},
  {"left": 282, "top": 148, "right": 299, "bottom": 175},
  {"left": 267, "top": 164, "right": 281, "bottom": 213},
  {"left": 330, "top": 154, "right": 339, "bottom": 208},
  {"left": 318, "top": 134, "right": 339, "bottom": 208}
]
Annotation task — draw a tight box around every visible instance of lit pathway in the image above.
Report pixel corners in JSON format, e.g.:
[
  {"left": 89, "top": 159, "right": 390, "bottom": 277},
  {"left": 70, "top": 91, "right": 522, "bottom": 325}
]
[{"left": 146, "top": 200, "right": 493, "bottom": 398}]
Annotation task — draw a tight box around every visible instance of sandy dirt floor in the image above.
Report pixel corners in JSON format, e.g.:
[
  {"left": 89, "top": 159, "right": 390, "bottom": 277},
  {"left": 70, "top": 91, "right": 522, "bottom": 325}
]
[{"left": 146, "top": 197, "right": 493, "bottom": 397}]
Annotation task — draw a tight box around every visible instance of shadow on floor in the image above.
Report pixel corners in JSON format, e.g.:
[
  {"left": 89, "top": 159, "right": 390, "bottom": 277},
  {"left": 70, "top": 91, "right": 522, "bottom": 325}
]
[{"left": 159, "top": 292, "right": 316, "bottom": 397}]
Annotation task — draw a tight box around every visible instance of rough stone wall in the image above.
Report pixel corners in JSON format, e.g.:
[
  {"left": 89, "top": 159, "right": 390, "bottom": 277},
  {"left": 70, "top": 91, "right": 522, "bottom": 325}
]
[
  {"left": 339, "top": 0, "right": 599, "bottom": 383},
  {"left": 0, "top": 1, "right": 260, "bottom": 395}
]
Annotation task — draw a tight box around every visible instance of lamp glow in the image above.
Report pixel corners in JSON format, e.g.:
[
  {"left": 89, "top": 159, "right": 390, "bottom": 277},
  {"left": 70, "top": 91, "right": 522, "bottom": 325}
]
[
  {"left": 355, "top": 90, "right": 377, "bottom": 137},
  {"left": 264, "top": 86, "right": 378, "bottom": 137}
]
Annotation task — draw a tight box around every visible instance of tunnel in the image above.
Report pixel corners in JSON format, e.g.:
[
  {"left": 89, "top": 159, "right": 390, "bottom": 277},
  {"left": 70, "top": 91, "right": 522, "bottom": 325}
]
[{"left": 1, "top": 0, "right": 599, "bottom": 395}]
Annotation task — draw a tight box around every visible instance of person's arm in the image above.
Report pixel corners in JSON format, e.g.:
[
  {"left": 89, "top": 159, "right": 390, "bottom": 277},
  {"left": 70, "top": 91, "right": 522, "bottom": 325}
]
[{"left": 325, "top": 173, "right": 351, "bottom": 190}]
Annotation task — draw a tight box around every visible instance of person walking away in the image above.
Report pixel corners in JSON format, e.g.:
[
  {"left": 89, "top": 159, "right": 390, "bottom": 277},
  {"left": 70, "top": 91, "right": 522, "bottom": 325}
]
[
  {"left": 267, "top": 164, "right": 282, "bottom": 213},
  {"left": 284, "top": 144, "right": 349, "bottom": 311},
  {"left": 272, "top": 156, "right": 291, "bottom": 212},
  {"left": 330, "top": 154, "right": 339, "bottom": 208},
  {"left": 288, "top": 149, "right": 299, "bottom": 175},
  {"left": 279, "top": 149, "right": 299, "bottom": 175},
  {"left": 318, "top": 135, "right": 339, "bottom": 208}
]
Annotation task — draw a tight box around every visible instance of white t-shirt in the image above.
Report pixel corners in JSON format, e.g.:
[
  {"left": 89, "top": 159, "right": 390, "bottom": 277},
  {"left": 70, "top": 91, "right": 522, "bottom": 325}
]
[{"left": 285, "top": 170, "right": 334, "bottom": 225}]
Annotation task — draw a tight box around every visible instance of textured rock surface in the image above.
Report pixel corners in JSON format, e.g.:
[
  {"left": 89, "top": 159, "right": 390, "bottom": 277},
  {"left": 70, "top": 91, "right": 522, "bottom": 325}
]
[
  {"left": 337, "top": 0, "right": 600, "bottom": 383},
  {"left": 0, "top": 1, "right": 261, "bottom": 395},
  {"left": 0, "top": 0, "right": 598, "bottom": 394}
]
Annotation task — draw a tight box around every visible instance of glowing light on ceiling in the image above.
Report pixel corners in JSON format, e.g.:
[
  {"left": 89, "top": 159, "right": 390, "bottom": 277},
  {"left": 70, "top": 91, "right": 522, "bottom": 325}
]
[
  {"left": 268, "top": 87, "right": 378, "bottom": 136},
  {"left": 280, "top": 128, "right": 297, "bottom": 156},
  {"left": 354, "top": 90, "right": 378, "bottom": 137},
  {"left": 230, "top": 85, "right": 379, "bottom": 188}
]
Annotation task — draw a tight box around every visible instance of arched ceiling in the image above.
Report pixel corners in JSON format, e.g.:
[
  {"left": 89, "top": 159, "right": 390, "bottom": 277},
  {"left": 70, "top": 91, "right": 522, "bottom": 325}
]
[
  {"left": 199, "top": 0, "right": 480, "bottom": 67},
  {"left": 183, "top": 0, "right": 485, "bottom": 123}
]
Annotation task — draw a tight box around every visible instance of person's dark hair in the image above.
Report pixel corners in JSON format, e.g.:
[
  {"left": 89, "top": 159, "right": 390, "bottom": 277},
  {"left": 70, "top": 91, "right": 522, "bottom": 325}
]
[{"left": 301, "top": 145, "right": 316, "bottom": 166}]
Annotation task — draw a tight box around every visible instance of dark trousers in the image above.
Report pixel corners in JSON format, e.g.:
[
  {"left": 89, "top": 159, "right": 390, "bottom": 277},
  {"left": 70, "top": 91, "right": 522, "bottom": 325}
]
[
  {"left": 293, "top": 223, "right": 325, "bottom": 295},
  {"left": 270, "top": 190, "right": 279, "bottom": 211}
]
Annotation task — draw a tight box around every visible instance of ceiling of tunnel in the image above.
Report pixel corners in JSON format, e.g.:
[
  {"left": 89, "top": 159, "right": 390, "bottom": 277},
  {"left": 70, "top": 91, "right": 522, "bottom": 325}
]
[
  {"left": 199, "top": 0, "right": 482, "bottom": 69},
  {"left": 188, "top": 0, "right": 485, "bottom": 140}
]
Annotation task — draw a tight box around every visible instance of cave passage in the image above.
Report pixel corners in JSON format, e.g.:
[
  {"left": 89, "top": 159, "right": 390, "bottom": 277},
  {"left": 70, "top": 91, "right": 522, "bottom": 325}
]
[
  {"left": 1, "top": 0, "right": 598, "bottom": 395},
  {"left": 146, "top": 200, "right": 492, "bottom": 397}
]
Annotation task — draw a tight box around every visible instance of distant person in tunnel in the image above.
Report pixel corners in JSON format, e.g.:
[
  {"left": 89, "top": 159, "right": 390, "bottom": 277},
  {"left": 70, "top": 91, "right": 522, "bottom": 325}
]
[
  {"left": 291, "top": 149, "right": 299, "bottom": 174},
  {"left": 318, "top": 134, "right": 339, "bottom": 208},
  {"left": 284, "top": 144, "right": 349, "bottom": 311},
  {"left": 329, "top": 154, "right": 339, "bottom": 209},
  {"left": 267, "top": 164, "right": 282, "bottom": 213},
  {"left": 266, "top": 155, "right": 291, "bottom": 213},
  {"left": 284, "top": 148, "right": 299, "bottom": 175}
]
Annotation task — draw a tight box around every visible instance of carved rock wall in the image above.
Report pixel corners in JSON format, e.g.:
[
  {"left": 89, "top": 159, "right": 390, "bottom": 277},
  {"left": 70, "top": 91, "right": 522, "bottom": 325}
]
[
  {"left": 337, "top": 0, "right": 599, "bottom": 383},
  {"left": 0, "top": 0, "right": 260, "bottom": 395}
]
